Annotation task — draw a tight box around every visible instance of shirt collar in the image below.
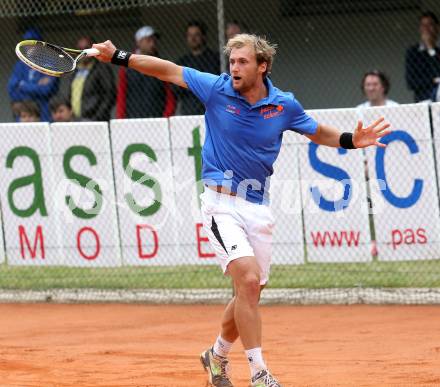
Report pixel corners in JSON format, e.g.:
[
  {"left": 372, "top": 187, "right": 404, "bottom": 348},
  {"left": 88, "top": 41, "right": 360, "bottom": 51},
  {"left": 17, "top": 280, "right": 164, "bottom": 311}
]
[
  {"left": 418, "top": 42, "right": 439, "bottom": 56},
  {"left": 220, "top": 75, "right": 279, "bottom": 108}
]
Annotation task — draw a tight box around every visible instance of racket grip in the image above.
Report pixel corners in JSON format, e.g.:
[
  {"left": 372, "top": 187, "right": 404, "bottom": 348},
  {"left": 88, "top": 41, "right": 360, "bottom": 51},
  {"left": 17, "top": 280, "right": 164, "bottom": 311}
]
[{"left": 83, "top": 48, "right": 100, "bottom": 57}]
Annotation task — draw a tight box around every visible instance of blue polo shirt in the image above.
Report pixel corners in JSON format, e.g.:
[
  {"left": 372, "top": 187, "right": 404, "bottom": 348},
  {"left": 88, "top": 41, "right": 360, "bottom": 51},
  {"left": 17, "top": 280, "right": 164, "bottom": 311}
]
[{"left": 183, "top": 67, "right": 318, "bottom": 204}]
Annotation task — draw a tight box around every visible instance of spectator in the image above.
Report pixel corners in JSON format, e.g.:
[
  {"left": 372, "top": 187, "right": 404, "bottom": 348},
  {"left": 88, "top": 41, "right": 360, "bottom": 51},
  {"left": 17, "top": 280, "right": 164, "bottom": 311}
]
[
  {"left": 357, "top": 70, "right": 399, "bottom": 108},
  {"left": 17, "top": 100, "right": 40, "bottom": 122},
  {"left": 176, "top": 21, "right": 220, "bottom": 115},
  {"left": 65, "top": 36, "right": 115, "bottom": 121},
  {"left": 116, "top": 26, "right": 175, "bottom": 118},
  {"left": 405, "top": 11, "right": 440, "bottom": 102},
  {"left": 356, "top": 70, "right": 396, "bottom": 257},
  {"left": 225, "top": 20, "right": 245, "bottom": 40},
  {"left": 8, "top": 28, "right": 59, "bottom": 122},
  {"left": 49, "top": 96, "right": 76, "bottom": 122}
]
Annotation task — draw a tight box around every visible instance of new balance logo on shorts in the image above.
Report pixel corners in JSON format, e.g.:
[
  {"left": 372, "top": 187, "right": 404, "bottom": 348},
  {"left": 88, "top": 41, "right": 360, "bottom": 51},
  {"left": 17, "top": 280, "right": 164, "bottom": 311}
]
[{"left": 231, "top": 245, "right": 237, "bottom": 251}]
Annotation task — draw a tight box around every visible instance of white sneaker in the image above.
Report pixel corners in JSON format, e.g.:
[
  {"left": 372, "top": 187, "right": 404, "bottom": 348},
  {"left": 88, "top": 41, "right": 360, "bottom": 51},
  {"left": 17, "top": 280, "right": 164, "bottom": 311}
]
[{"left": 250, "top": 369, "right": 281, "bottom": 387}]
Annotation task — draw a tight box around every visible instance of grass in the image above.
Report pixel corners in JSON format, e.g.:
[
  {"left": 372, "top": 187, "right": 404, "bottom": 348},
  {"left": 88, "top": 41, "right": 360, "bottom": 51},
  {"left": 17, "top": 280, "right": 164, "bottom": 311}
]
[{"left": 1, "top": 260, "right": 440, "bottom": 290}]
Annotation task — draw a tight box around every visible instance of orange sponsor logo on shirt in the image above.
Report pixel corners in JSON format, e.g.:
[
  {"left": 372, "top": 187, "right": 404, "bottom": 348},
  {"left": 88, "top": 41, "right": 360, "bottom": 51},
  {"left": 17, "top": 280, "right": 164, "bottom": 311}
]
[
  {"left": 260, "top": 104, "right": 284, "bottom": 119},
  {"left": 260, "top": 105, "right": 275, "bottom": 114}
]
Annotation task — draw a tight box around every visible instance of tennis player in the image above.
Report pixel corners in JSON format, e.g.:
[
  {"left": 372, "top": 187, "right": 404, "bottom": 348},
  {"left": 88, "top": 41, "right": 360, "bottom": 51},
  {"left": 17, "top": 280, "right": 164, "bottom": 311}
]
[{"left": 93, "top": 34, "right": 390, "bottom": 387}]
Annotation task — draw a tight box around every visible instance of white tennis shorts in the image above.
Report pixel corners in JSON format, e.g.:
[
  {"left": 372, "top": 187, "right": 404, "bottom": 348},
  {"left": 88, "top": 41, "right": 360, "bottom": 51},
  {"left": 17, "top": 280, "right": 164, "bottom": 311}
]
[{"left": 200, "top": 187, "right": 275, "bottom": 285}]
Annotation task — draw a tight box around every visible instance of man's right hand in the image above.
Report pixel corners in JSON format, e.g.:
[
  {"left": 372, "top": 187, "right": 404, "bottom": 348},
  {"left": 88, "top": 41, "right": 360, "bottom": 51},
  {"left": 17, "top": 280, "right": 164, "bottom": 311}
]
[
  {"left": 91, "top": 40, "right": 117, "bottom": 63},
  {"left": 91, "top": 39, "right": 187, "bottom": 88}
]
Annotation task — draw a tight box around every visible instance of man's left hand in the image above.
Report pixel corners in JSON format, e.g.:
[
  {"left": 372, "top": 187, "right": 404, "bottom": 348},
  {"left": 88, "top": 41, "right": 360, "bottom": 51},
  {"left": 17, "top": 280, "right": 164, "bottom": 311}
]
[{"left": 353, "top": 117, "right": 391, "bottom": 148}]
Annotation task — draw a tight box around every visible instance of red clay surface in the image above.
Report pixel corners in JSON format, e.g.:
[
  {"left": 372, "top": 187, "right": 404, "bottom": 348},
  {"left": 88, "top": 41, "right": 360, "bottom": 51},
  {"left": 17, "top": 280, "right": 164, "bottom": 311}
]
[{"left": 0, "top": 304, "right": 439, "bottom": 386}]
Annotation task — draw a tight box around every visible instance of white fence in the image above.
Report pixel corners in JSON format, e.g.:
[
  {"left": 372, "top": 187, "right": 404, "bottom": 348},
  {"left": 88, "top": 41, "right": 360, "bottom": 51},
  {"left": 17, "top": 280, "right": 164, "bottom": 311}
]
[{"left": 1, "top": 103, "right": 439, "bottom": 267}]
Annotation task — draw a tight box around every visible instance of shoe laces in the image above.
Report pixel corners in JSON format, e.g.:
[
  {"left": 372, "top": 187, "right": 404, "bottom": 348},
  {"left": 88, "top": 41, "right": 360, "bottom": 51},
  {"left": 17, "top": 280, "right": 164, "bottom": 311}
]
[
  {"left": 253, "top": 370, "right": 280, "bottom": 387},
  {"left": 216, "top": 355, "right": 231, "bottom": 378},
  {"left": 263, "top": 372, "right": 280, "bottom": 387}
]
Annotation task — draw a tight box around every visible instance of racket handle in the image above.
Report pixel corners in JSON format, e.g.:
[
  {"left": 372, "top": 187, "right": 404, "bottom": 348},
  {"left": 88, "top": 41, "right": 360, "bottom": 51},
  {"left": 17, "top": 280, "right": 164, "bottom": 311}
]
[{"left": 83, "top": 48, "right": 100, "bottom": 57}]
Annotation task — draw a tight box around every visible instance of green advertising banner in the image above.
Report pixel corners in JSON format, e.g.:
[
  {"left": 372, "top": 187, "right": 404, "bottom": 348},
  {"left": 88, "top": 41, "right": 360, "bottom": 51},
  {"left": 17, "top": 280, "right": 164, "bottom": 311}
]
[
  {"left": 169, "top": 116, "right": 216, "bottom": 264},
  {"left": 110, "top": 118, "right": 178, "bottom": 265},
  {"left": 0, "top": 123, "right": 63, "bottom": 265},
  {"left": 51, "top": 122, "right": 121, "bottom": 267}
]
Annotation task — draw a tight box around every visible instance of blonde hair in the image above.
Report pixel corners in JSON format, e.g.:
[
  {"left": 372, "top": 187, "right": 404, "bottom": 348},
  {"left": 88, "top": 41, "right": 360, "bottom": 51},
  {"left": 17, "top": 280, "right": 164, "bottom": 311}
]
[{"left": 224, "top": 33, "right": 277, "bottom": 76}]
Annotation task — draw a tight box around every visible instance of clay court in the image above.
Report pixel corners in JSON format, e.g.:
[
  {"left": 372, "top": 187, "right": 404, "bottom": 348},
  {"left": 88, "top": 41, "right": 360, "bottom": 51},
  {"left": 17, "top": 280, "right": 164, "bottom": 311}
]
[{"left": 0, "top": 304, "right": 439, "bottom": 386}]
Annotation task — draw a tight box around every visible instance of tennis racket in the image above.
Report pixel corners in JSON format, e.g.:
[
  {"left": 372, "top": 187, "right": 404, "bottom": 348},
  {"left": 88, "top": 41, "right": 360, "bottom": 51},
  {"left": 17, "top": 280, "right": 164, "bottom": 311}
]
[{"left": 15, "top": 40, "right": 100, "bottom": 77}]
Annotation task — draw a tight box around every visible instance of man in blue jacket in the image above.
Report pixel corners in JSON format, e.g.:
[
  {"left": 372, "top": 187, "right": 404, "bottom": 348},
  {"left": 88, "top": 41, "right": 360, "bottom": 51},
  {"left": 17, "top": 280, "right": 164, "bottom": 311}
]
[{"left": 8, "top": 28, "right": 59, "bottom": 122}]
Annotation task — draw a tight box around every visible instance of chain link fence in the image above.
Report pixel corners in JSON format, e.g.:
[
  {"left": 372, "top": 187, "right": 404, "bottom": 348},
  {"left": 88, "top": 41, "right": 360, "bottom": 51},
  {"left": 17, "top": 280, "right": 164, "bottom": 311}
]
[{"left": 1, "top": 0, "right": 440, "bottom": 303}]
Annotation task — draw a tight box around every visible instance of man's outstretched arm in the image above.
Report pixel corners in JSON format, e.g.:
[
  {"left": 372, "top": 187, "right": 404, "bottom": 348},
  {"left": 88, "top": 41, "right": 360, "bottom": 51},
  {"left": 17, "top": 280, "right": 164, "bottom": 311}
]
[
  {"left": 92, "top": 40, "right": 188, "bottom": 89},
  {"left": 305, "top": 117, "right": 391, "bottom": 149}
]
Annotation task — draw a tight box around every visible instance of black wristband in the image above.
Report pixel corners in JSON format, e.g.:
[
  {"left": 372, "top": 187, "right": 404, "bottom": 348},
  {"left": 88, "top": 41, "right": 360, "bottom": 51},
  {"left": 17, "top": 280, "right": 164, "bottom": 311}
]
[
  {"left": 111, "top": 50, "right": 132, "bottom": 67},
  {"left": 339, "top": 132, "right": 356, "bottom": 149}
]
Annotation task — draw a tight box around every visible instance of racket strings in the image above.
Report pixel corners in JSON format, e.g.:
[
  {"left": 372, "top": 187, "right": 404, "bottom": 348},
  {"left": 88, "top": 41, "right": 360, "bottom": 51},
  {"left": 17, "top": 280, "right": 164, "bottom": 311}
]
[{"left": 19, "top": 43, "right": 75, "bottom": 73}]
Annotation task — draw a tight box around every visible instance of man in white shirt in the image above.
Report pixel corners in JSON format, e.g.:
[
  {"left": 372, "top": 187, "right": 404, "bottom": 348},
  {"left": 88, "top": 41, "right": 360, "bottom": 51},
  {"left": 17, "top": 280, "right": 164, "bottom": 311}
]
[{"left": 357, "top": 70, "right": 399, "bottom": 108}]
